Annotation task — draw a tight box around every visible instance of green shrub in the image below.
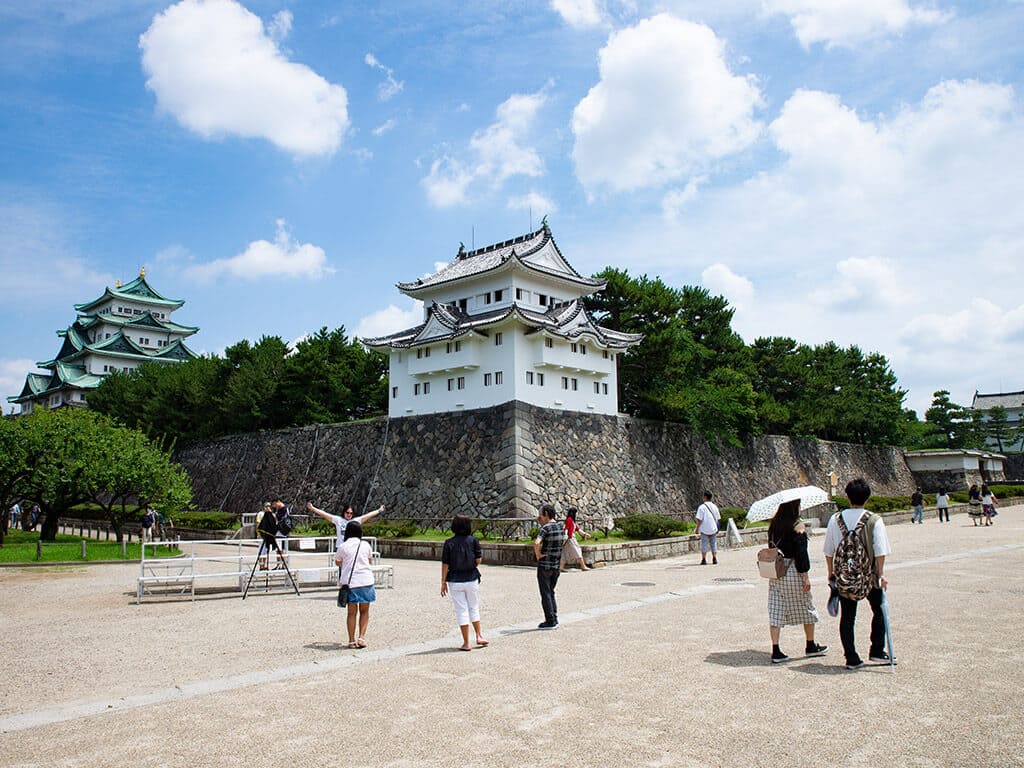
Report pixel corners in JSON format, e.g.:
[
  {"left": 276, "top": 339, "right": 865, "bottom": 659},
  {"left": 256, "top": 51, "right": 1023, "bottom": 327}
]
[
  {"left": 718, "top": 507, "right": 748, "bottom": 529},
  {"left": 616, "top": 513, "right": 688, "bottom": 539},
  {"left": 363, "top": 518, "right": 420, "bottom": 538},
  {"left": 304, "top": 519, "right": 335, "bottom": 536},
  {"left": 175, "top": 511, "right": 237, "bottom": 530},
  {"left": 66, "top": 504, "right": 112, "bottom": 521}
]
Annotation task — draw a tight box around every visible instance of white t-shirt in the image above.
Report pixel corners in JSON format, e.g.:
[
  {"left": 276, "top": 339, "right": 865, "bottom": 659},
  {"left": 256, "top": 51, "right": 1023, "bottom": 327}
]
[
  {"left": 695, "top": 501, "right": 721, "bottom": 535},
  {"left": 981, "top": 493, "right": 995, "bottom": 506},
  {"left": 336, "top": 538, "right": 374, "bottom": 588},
  {"left": 327, "top": 513, "right": 373, "bottom": 553},
  {"left": 936, "top": 493, "right": 949, "bottom": 508},
  {"left": 823, "top": 509, "right": 891, "bottom": 558}
]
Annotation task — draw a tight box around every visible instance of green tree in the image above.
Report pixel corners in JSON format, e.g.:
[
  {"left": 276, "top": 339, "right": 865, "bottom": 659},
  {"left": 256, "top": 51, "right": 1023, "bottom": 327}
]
[
  {"left": 220, "top": 336, "right": 289, "bottom": 433},
  {"left": 983, "top": 405, "right": 1013, "bottom": 452},
  {"left": 89, "top": 427, "right": 193, "bottom": 541},
  {"left": 90, "top": 325, "right": 387, "bottom": 444},
  {"left": 584, "top": 269, "right": 756, "bottom": 445},
  {"left": 749, "top": 336, "right": 806, "bottom": 435},
  {"left": 6, "top": 410, "right": 193, "bottom": 541},
  {"left": 924, "top": 390, "right": 970, "bottom": 448},
  {"left": 897, "top": 409, "right": 943, "bottom": 450},
  {"left": 0, "top": 415, "right": 50, "bottom": 545}
]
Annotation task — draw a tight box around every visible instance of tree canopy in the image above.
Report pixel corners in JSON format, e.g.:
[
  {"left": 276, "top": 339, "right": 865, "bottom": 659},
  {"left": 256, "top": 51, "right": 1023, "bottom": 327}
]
[
  {"left": 0, "top": 410, "right": 192, "bottom": 542},
  {"left": 89, "top": 326, "right": 387, "bottom": 445},
  {"left": 585, "top": 268, "right": 907, "bottom": 447}
]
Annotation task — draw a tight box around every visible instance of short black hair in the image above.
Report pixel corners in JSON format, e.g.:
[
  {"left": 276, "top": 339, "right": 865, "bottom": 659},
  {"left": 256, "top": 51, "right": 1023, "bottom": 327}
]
[
  {"left": 703, "top": 491, "right": 713, "bottom": 501},
  {"left": 540, "top": 503, "right": 556, "bottom": 520},
  {"left": 845, "top": 478, "right": 871, "bottom": 506},
  {"left": 451, "top": 515, "right": 472, "bottom": 536},
  {"left": 344, "top": 521, "right": 363, "bottom": 541}
]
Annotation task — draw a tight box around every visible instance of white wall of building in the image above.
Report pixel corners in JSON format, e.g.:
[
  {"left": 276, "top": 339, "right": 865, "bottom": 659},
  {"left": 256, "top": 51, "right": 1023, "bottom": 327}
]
[{"left": 388, "top": 320, "right": 620, "bottom": 418}]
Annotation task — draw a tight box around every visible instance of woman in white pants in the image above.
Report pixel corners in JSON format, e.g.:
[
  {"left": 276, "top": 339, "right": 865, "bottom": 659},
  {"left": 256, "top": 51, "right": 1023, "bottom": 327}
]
[{"left": 441, "top": 515, "right": 488, "bottom": 651}]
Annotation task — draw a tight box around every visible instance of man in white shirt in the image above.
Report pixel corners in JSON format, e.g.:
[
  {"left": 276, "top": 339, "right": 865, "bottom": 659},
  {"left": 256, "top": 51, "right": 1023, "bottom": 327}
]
[
  {"left": 695, "top": 491, "right": 721, "bottom": 565},
  {"left": 823, "top": 478, "right": 893, "bottom": 670}
]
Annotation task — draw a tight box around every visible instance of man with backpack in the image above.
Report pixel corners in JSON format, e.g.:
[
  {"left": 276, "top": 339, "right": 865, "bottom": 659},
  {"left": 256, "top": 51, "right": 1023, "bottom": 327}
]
[{"left": 823, "top": 478, "right": 894, "bottom": 670}]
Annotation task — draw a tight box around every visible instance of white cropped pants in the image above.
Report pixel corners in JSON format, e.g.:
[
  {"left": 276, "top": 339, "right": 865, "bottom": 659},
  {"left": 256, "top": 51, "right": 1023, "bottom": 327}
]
[{"left": 448, "top": 580, "right": 480, "bottom": 626}]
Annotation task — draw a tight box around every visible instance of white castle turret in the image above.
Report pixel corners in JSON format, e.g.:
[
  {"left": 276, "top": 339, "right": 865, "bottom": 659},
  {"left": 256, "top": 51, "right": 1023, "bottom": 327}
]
[{"left": 361, "top": 223, "right": 642, "bottom": 417}]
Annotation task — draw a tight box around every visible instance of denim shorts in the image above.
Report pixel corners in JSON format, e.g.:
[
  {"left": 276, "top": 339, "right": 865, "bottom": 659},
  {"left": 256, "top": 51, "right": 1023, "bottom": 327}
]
[{"left": 345, "top": 585, "right": 376, "bottom": 604}]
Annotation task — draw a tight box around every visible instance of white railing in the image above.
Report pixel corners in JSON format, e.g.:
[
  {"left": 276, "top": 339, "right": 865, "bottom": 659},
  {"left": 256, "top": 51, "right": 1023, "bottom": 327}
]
[{"left": 136, "top": 536, "right": 392, "bottom": 603}]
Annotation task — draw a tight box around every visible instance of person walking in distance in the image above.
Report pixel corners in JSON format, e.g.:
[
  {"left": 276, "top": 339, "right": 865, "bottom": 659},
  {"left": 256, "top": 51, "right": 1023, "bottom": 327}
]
[
  {"left": 910, "top": 487, "right": 924, "bottom": 524},
  {"left": 534, "top": 504, "right": 565, "bottom": 629},
  {"left": 561, "top": 507, "right": 591, "bottom": 572},
  {"left": 980, "top": 484, "right": 997, "bottom": 526},
  {"left": 824, "top": 478, "right": 894, "bottom": 670},
  {"left": 695, "top": 491, "right": 721, "bottom": 565},
  {"left": 935, "top": 488, "right": 950, "bottom": 523}
]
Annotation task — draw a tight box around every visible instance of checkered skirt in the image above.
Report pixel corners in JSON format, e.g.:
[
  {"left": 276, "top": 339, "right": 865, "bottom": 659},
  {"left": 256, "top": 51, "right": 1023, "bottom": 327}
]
[{"left": 767, "top": 561, "right": 820, "bottom": 627}]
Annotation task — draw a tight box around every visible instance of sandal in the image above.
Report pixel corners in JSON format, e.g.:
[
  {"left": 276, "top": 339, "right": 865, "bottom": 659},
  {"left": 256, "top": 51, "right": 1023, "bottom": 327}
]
[
  {"left": 356, "top": 638, "right": 368, "bottom": 648},
  {"left": 476, "top": 638, "right": 489, "bottom": 647},
  {"left": 458, "top": 644, "right": 472, "bottom": 651},
  {"left": 348, "top": 641, "right": 359, "bottom": 649}
]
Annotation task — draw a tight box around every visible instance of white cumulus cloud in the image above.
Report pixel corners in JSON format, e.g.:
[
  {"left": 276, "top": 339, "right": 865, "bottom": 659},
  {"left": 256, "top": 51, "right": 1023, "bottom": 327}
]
[
  {"left": 662, "top": 175, "right": 709, "bottom": 220},
  {"left": 762, "top": 0, "right": 950, "bottom": 48},
  {"left": 423, "top": 89, "right": 548, "bottom": 208},
  {"left": 701, "top": 263, "right": 754, "bottom": 310},
  {"left": 507, "top": 191, "right": 558, "bottom": 216},
  {"left": 354, "top": 300, "right": 424, "bottom": 341},
  {"left": 186, "top": 220, "right": 333, "bottom": 281},
  {"left": 551, "top": 0, "right": 605, "bottom": 28},
  {"left": 139, "top": 0, "right": 350, "bottom": 157},
  {"left": 571, "top": 14, "right": 763, "bottom": 195}
]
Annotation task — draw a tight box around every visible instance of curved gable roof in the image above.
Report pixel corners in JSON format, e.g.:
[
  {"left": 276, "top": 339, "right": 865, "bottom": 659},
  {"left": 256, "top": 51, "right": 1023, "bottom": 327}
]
[
  {"left": 75, "top": 275, "right": 185, "bottom": 313},
  {"left": 362, "top": 298, "right": 643, "bottom": 350},
  {"left": 397, "top": 225, "right": 605, "bottom": 296},
  {"left": 153, "top": 338, "right": 199, "bottom": 361}
]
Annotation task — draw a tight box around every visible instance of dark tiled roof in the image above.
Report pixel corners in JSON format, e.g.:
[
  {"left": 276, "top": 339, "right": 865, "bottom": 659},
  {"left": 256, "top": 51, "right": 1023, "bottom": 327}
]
[
  {"left": 396, "top": 225, "right": 605, "bottom": 294},
  {"left": 972, "top": 390, "right": 1024, "bottom": 410},
  {"left": 362, "top": 298, "right": 643, "bottom": 350}
]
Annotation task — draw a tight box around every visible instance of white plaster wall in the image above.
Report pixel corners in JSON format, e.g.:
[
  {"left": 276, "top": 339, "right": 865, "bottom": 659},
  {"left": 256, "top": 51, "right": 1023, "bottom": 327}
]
[{"left": 386, "top": 320, "right": 621, "bottom": 418}]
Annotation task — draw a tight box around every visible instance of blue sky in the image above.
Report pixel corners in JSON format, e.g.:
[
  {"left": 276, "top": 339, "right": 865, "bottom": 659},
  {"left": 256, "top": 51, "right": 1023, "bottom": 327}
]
[{"left": 2, "top": 0, "right": 1023, "bottom": 418}]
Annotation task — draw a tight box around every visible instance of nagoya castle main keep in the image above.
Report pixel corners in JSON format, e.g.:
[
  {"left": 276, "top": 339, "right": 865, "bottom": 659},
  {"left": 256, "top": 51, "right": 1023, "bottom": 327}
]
[{"left": 8, "top": 270, "right": 198, "bottom": 414}]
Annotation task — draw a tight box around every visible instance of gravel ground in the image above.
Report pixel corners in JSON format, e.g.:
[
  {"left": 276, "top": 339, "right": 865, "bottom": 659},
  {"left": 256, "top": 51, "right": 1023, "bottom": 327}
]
[{"left": 2, "top": 506, "right": 1022, "bottom": 767}]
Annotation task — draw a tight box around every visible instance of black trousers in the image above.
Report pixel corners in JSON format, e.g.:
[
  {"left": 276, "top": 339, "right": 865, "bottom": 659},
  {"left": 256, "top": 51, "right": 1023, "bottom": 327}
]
[
  {"left": 838, "top": 588, "right": 886, "bottom": 664},
  {"left": 537, "top": 567, "right": 560, "bottom": 624}
]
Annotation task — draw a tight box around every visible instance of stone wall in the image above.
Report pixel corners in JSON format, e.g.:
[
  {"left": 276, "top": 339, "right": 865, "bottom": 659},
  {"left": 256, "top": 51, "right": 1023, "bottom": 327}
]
[
  {"left": 910, "top": 469, "right": 985, "bottom": 493},
  {"left": 174, "top": 401, "right": 917, "bottom": 519},
  {"left": 1002, "top": 454, "right": 1024, "bottom": 481}
]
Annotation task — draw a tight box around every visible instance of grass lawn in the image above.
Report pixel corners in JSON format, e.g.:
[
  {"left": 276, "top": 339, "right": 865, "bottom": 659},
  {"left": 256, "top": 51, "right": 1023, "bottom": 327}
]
[{"left": 0, "top": 530, "right": 180, "bottom": 563}]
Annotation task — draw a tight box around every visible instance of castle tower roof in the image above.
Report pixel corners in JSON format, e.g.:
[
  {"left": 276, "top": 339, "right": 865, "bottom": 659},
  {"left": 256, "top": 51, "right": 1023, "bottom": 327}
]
[{"left": 396, "top": 224, "right": 605, "bottom": 298}]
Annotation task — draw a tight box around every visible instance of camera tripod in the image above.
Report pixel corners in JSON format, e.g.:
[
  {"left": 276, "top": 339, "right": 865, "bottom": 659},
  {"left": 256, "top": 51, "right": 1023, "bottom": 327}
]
[{"left": 242, "top": 536, "right": 301, "bottom": 599}]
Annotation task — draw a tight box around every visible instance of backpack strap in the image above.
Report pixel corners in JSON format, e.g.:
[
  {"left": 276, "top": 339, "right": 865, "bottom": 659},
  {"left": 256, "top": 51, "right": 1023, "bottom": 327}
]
[{"left": 863, "top": 513, "right": 878, "bottom": 562}]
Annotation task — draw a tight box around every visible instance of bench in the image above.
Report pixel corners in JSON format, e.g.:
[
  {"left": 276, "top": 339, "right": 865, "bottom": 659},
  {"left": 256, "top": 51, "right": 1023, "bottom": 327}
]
[{"left": 136, "top": 536, "right": 395, "bottom": 602}]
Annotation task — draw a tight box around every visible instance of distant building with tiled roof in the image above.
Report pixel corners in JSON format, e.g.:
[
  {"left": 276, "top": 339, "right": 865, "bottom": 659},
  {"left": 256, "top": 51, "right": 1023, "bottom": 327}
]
[
  {"left": 362, "top": 223, "right": 643, "bottom": 417},
  {"left": 7, "top": 269, "right": 199, "bottom": 415},
  {"left": 970, "top": 389, "right": 1024, "bottom": 450}
]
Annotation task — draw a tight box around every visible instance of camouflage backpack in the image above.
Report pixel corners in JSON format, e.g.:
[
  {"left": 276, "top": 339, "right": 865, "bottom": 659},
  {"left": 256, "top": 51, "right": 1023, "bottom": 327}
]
[{"left": 834, "top": 513, "right": 877, "bottom": 600}]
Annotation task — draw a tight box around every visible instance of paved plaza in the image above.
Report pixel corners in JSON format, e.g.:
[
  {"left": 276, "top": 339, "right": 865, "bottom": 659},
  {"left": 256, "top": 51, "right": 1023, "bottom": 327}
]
[{"left": 2, "top": 506, "right": 1023, "bottom": 767}]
